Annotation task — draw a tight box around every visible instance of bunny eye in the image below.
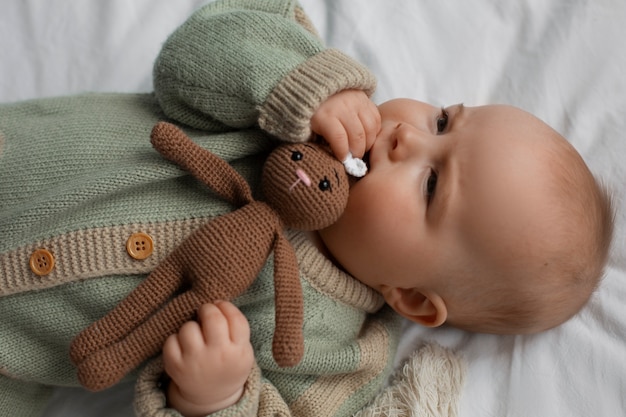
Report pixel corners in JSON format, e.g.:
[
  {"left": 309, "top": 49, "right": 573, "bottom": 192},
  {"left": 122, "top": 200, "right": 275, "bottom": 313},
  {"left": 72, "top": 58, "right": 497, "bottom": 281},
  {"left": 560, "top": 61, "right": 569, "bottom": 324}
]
[
  {"left": 318, "top": 176, "right": 332, "bottom": 192},
  {"left": 291, "top": 151, "right": 303, "bottom": 161}
]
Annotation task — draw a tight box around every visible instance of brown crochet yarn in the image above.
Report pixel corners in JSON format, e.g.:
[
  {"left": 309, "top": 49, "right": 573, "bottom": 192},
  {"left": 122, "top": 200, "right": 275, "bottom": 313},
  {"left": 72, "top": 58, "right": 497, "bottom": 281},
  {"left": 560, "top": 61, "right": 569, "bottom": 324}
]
[{"left": 69, "top": 122, "right": 350, "bottom": 391}]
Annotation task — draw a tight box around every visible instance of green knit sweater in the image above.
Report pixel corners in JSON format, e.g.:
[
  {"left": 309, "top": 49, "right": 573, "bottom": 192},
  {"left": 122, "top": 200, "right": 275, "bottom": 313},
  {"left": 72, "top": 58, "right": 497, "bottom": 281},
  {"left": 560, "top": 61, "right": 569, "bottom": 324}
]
[{"left": 0, "top": 1, "right": 400, "bottom": 416}]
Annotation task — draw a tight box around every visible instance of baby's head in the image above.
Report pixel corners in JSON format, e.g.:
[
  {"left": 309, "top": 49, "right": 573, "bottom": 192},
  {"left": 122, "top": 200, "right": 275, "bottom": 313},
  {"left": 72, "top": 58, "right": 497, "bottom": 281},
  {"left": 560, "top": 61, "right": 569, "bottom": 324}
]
[{"left": 319, "top": 98, "right": 614, "bottom": 334}]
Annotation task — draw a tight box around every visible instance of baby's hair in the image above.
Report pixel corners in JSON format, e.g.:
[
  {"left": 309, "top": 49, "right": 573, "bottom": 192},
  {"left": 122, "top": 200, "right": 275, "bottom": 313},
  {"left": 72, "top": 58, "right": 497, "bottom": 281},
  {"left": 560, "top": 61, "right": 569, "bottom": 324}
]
[
  {"left": 543, "top": 139, "right": 615, "bottom": 304},
  {"left": 449, "top": 138, "right": 615, "bottom": 335}
]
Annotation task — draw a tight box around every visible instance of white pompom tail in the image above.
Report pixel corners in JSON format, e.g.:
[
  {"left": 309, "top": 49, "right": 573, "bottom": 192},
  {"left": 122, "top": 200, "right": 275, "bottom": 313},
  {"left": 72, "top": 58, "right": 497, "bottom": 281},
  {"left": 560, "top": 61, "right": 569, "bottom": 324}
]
[{"left": 343, "top": 152, "right": 368, "bottom": 177}]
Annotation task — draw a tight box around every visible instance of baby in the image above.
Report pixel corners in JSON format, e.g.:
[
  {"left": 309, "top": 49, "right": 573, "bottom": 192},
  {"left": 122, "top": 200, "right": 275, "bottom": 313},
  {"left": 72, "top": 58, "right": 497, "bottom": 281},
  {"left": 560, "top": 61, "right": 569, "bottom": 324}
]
[
  {"left": 164, "top": 91, "right": 614, "bottom": 415},
  {"left": 317, "top": 94, "right": 615, "bottom": 335}
]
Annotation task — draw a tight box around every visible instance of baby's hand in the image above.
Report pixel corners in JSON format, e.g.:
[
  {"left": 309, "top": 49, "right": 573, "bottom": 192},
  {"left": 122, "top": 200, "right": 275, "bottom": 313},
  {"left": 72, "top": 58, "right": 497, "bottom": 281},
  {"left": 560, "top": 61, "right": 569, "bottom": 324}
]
[
  {"left": 310, "top": 89, "right": 381, "bottom": 162},
  {"left": 163, "top": 301, "right": 254, "bottom": 417}
]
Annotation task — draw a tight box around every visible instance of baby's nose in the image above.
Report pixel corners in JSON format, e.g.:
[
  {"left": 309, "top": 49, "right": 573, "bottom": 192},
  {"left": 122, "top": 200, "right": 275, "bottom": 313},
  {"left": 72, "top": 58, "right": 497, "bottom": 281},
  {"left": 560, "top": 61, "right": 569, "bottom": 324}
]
[
  {"left": 395, "top": 122, "right": 423, "bottom": 139},
  {"left": 394, "top": 123, "right": 423, "bottom": 148},
  {"left": 389, "top": 123, "right": 433, "bottom": 161}
]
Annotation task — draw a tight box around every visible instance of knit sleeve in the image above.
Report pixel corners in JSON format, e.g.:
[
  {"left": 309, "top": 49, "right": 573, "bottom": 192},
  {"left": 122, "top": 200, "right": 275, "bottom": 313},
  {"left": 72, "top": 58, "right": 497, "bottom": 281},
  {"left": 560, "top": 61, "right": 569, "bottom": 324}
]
[
  {"left": 133, "top": 307, "right": 401, "bottom": 417},
  {"left": 153, "top": 0, "right": 376, "bottom": 142}
]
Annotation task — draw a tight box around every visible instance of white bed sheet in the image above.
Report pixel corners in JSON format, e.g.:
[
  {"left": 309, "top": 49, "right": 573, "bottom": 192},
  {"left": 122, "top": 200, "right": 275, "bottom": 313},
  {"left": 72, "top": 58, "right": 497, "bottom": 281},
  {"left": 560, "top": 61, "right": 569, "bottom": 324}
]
[{"left": 2, "top": 1, "right": 625, "bottom": 416}]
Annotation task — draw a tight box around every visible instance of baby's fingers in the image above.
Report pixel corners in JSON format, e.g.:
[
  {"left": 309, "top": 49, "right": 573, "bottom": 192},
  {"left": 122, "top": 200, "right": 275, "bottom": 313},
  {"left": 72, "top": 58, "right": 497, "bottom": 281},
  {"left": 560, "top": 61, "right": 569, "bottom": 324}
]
[
  {"left": 313, "top": 118, "right": 351, "bottom": 161},
  {"left": 310, "top": 90, "right": 381, "bottom": 161},
  {"left": 215, "top": 301, "right": 250, "bottom": 344},
  {"left": 342, "top": 114, "right": 368, "bottom": 159},
  {"left": 359, "top": 100, "right": 381, "bottom": 153},
  {"left": 163, "top": 323, "right": 204, "bottom": 375},
  {"left": 198, "top": 303, "right": 230, "bottom": 345},
  {"left": 163, "top": 333, "right": 183, "bottom": 365}
]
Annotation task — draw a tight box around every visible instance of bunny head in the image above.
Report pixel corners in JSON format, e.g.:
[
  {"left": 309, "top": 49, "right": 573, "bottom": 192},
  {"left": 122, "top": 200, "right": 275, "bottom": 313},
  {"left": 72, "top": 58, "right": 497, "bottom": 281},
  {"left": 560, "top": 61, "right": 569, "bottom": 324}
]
[{"left": 262, "top": 143, "right": 350, "bottom": 231}]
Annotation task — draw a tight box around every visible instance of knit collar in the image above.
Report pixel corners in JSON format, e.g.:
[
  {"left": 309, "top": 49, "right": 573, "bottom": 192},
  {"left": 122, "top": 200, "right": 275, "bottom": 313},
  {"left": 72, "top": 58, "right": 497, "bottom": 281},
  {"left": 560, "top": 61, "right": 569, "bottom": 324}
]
[{"left": 287, "top": 230, "right": 385, "bottom": 313}]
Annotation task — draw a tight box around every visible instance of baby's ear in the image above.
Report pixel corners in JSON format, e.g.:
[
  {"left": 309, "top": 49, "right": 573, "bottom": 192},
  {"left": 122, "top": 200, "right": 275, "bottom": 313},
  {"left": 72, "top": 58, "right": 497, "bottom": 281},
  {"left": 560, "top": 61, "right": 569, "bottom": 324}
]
[{"left": 380, "top": 287, "right": 447, "bottom": 327}]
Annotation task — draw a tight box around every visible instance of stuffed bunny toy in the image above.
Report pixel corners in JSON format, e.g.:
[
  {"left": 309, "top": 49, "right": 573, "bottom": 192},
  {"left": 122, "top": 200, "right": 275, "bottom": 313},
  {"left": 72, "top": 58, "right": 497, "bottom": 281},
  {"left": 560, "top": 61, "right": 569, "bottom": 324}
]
[{"left": 70, "top": 122, "right": 351, "bottom": 391}]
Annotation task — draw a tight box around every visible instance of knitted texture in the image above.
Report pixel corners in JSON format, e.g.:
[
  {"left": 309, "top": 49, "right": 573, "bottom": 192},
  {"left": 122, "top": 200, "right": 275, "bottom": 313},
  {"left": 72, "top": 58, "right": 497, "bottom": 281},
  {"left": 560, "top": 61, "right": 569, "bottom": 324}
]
[
  {"left": 132, "top": 267, "right": 398, "bottom": 417},
  {"left": 0, "top": 0, "right": 394, "bottom": 415},
  {"left": 153, "top": 0, "right": 321, "bottom": 132},
  {"left": 261, "top": 144, "right": 350, "bottom": 231},
  {"left": 259, "top": 48, "right": 377, "bottom": 143},
  {"left": 70, "top": 123, "right": 350, "bottom": 391},
  {"left": 153, "top": 0, "right": 375, "bottom": 141}
]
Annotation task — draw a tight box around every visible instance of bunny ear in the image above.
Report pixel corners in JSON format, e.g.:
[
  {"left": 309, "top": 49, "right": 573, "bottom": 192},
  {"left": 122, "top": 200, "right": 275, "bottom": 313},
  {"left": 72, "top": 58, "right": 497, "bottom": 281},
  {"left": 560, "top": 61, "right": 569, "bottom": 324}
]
[
  {"left": 150, "top": 121, "right": 188, "bottom": 157},
  {"left": 150, "top": 122, "right": 253, "bottom": 206}
]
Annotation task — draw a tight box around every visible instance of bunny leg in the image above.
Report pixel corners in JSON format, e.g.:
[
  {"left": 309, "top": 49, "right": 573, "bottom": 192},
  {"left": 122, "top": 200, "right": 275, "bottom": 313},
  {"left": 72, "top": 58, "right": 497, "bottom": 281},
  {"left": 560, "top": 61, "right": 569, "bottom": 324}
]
[
  {"left": 76, "top": 289, "right": 202, "bottom": 391},
  {"left": 271, "top": 234, "right": 304, "bottom": 367},
  {"left": 70, "top": 258, "right": 184, "bottom": 365}
]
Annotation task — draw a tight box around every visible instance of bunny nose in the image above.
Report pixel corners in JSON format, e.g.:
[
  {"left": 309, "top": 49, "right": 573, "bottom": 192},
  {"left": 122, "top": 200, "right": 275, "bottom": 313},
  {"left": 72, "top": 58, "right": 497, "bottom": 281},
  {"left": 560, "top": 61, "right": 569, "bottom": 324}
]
[
  {"left": 296, "top": 169, "right": 311, "bottom": 186},
  {"left": 289, "top": 169, "right": 312, "bottom": 192}
]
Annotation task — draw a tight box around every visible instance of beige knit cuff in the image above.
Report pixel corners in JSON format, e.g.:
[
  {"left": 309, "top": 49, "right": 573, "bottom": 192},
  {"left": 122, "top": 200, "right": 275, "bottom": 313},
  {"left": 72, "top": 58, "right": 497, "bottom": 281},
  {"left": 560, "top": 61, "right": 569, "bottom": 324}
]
[{"left": 258, "top": 48, "right": 377, "bottom": 143}]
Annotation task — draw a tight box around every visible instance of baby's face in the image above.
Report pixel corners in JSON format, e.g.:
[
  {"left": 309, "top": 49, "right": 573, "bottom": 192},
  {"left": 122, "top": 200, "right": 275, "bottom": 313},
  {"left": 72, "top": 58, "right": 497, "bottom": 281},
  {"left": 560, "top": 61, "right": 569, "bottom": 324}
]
[{"left": 320, "top": 98, "right": 562, "bottom": 306}]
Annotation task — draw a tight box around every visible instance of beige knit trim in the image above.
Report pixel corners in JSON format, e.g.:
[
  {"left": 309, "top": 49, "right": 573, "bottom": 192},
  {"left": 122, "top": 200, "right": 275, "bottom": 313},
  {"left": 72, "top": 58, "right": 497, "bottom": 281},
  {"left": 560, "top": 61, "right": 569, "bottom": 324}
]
[
  {"left": 0, "top": 220, "right": 382, "bottom": 316},
  {"left": 133, "top": 357, "right": 169, "bottom": 417},
  {"left": 258, "top": 48, "right": 377, "bottom": 143},
  {"left": 0, "top": 218, "right": 209, "bottom": 296},
  {"left": 287, "top": 230, "right": 384, "bottom": 313},
  {"left": 288, "top": 320, "right": 390, "bottom": 416},
  {"left": 258, "top": 380, "right": 292, "bottom": 417}
]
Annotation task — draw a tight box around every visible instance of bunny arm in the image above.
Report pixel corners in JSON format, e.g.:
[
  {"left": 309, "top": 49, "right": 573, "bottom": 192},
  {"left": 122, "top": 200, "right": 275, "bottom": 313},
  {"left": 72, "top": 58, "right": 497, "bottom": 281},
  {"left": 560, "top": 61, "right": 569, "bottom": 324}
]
[
  {"left": 72, "top": 203, "right": 281, "bottom": 391},
  {"left": 151, "top": 122, "right": 253, "bottom": 207},
  {"left": 271, "top": 232, "right": 305, "bottom": 367}
]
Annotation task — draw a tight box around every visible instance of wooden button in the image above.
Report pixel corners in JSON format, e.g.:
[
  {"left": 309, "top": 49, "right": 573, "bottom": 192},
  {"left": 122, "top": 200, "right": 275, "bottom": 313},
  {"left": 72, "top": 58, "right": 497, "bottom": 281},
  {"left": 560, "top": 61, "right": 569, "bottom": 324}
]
[
  {"left": 30, "top": 249, "right": 55, "bottom": 276},
  {"left": 126, "top": 232, "right": 154, "bottom": 260}
]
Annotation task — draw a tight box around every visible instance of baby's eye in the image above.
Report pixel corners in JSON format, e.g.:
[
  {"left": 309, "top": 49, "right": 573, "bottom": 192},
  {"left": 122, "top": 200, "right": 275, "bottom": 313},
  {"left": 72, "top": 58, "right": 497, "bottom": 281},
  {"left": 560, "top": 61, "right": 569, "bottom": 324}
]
[
  {"left": 318, "top": 176, "right": 332, "bottom": 192},
  {"left": 291, "top": 150, "right": 303, "bottom": 161},
  {"left": 425, "top": 169, "right": 438, "bottom": 203},
  {"left": 436, "top": 108, "right": 449, "bottom": 134}
]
